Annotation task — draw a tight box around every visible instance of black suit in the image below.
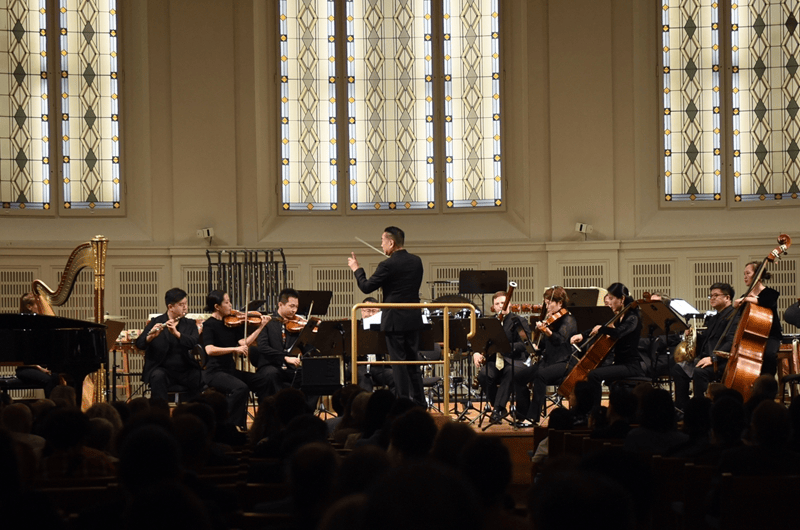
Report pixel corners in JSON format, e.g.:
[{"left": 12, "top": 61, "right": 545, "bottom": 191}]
[
  {"left": 671, "top": 304, "right": 740, "bottom": 410},
  {"left": 354, "top": 249, "right": 424, "bottom": 404},
  {"left": 251, "top": 317, "right": 298, "bottom": 396},
  {"left": 135, "top": 313, "right": 202, "bottom": 401}
]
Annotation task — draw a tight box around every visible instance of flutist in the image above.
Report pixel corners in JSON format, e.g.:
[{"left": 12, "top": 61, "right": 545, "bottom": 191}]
[{"left": 136, "top": 287, "right": 203, "bottom": 402}]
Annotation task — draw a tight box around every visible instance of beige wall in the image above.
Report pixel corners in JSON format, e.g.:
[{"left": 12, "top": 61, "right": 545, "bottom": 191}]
[{"left": 1, "top": 0, "right": 797, "bottom": 317}]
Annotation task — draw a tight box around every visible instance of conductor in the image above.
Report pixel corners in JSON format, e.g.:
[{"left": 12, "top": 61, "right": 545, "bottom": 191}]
[{"left": 348, "top": 226, "right": 425, "bottom": 406}]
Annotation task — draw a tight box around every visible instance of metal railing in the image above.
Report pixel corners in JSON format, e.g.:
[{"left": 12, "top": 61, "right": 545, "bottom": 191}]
[{"left": 350, "top": 302, "right": 477, "bottom": 416}]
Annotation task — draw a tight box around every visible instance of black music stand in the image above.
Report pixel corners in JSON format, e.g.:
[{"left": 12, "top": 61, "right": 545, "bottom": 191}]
[
  {"left": 295, "top": 290, "right": 333, "bottom": 317},
  {"left": 428, "top": 317, "right": 472, "bottom": 415},
  {"left": 565, "top": 287, "right": 606, "bottom": 307},
  {"left": 468, "top": 317, "right": 513, "bottom": 427},
  {"left": 568, "top": 306, "right": 615, "bottom": 335},
  {"left": 459, "top": 270, "right": 508, "bottom": 316},
  {"left": 638, "top": 300, "right": 688, "bottom": 383}
]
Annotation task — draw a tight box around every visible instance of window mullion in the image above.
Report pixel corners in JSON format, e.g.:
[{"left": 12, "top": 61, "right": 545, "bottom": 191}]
[{"left": 719, "top": 0, "right": 733, "bottom": 204}]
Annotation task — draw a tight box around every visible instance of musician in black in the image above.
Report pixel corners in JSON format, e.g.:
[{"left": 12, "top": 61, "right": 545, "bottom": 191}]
[
  {"left": 735, "top": 261, "right": 782, "bottom": 376},
  {"left": 514, "top": 286, "right": 577, "bottom": 426},
  {"left": 345, "top": 296, "right": 395, "bottom": 392},
  {"left": 13, "top": 292, "right": 62, "bottom": 397},
  {"left": 670, "top": 283, "right": 739, "bottom": 412},
  {"left": 472, "top": 290, "right": 532, "bottom": 423},
  {"left": 251, "top": 288, "right": 307, "bottom": 393},
  {"left": 135, "top": 288, "right": 203, "bottom": 402},
  {"left": 570, "top": 283, "right": 644, "bottom": 403},
  {"left": 201, "top": 290, "right": 271, "bottom": 427}
]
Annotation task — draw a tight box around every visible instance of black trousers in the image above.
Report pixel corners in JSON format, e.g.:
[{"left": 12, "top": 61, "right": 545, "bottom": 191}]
[
  {"left": 515, "top": 361, "right": 569, "bottom": 421},
  {"left": 148, "top": 367, "right": 202, "bottom": 402},
  {"left": 385, "top": 331, "right": 424, "bottom": 406}
]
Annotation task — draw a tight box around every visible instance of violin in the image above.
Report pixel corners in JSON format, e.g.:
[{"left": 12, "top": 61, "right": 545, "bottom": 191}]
[
  {"left": 224, "top": 310, "right": 265, "bottom": 327},
  {"left": 277, "top": 315, "right": 320, "bottom": 333},
  {"left": 535, "top": 308, "right": 568, "bottom": 337}
]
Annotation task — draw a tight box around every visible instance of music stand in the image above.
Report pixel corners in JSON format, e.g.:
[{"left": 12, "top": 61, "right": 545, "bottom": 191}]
[
  {"left": 638, "top": 300, "right": 688, "bottom": 383},
  {"left": 459, "top": 269, "right": 508, "bottom": 323},
  {"left": 428, "top": 317, "right": 472, "bottom": 415},
  {"left": 295, "top": 290, "right": 333, "bottom": 317},
  {"left": 568, "top": 306, "right": 615, "bottom": 334},
  {"left": 565, "top": 287, "right": 607, "bottom": 307}
]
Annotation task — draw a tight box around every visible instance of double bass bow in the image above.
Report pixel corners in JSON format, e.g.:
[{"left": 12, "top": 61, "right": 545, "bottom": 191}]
[
  {"left": 557, "top": 299, "right": 639, "bottom": 398},
  {"left": 720, "top": 234, "right": 791, "bottom": 400}
]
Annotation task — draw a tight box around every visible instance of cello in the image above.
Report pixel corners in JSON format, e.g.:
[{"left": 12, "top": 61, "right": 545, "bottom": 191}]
[
  {"left": 721, "top": 234, "right": 791, "bottom": 401},
  {"left": 557, "top": 300, "right": 639, "bottom": 398}
]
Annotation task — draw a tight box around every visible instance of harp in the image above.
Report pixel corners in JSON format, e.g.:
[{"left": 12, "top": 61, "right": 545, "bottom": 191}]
[
  {"left": 31, "top": 235, "right": 109, "bottom": 407},
  {"left": 32, "top": 235, "right": 108, "bottom": 323}
]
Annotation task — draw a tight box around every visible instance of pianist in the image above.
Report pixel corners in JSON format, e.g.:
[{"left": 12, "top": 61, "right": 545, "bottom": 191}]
[
  {"left": 135, "top": 288, "right": 202, "bottom": 402},
  {"left": 13, "top": 292, "right": 62, "bottom": 397}
]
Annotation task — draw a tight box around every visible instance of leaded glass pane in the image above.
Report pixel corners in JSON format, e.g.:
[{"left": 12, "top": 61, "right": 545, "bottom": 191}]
[
  {"left": 662, "top": 0, "right": 721, "bottom": 201},
  {"left": 0, "top": 0, "right": 49, "bottom": 210},
  {"left": 347, "top": 0, "right": 432, "bottom": 210},
  {"left": 444, "top": 0, "right": 501, "bottom": 208},
  {"left": 59, "top": 0, "right": 119, "bottom": 209},
  {"left": 734, "top": 1, "right": 800, "bottom": 201},
  {"left": 280, "top": 0, "right": 337, "bottom": 211}
]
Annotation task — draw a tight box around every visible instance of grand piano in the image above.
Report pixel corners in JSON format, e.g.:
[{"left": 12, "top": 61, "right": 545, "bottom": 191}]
[{"left": 0, "top": 313, "right": 107, "bottom": 403}]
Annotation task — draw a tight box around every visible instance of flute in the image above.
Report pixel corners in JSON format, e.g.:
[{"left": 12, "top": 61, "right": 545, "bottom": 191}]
[{"left": 147, "top": 313, "right": 184, "bottom": 336}]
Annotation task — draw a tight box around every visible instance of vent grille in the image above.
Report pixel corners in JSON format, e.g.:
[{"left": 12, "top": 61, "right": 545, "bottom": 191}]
[
  {"left": 429, "top": 264, "right": 478, "bottom": 300},
  {"left": 561, "top": 263, "right": 605, "bottom": 289},
  {"left": 0, "top": 269, "right": 36, "bottom": 312},
  {"left": 630, "top": 262, "right": 673, "bottom": 300},
  {"left": 690, "top": 260, "right": 735, "bottom": 313},
  {"left": 184, "top": 267, "right": 209, "bottom": 313},
  {"left": 118, "top": 270, "right": 161, "bottom": 329},
  {"left": 314, "top": 267, "right": 354, "bottom": 319},
  {"left": 495, "top": 264, "right": 537, "bottom": 304}
]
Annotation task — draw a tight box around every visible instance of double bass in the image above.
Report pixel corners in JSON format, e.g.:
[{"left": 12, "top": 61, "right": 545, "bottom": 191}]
[
  {"left": 557, "top": 300, "right": 639, "bottom": 398},
  {"left": 721, "top": 234, "right": 791, "bottom": 400}
]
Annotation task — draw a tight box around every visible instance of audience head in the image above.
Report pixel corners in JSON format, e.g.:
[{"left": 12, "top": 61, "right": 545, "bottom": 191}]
[
  {"left": 49, "top": 385, "right": 77, "bottom": 409},
  {"left": 41, "top": 408, "right": 90, "bottom": 450},
  {"left": 336, "top": 445, "right": 391, "bottom": 497},
  {"left": 118, "top": 424, "right": 181, "bottom": 494},
  {"left": 389, "top": 407, "right": 438, "bottom": 463},
  {"left": 608, "top": 386, "right": 637, "bottom": 422},
  {"left": 572, "top": 380, "right": 596, "bottom": 416},
  {"left": 430, "top": 421, "right": 477, "bottom": 469},
  {"left": 85, "top": 402, "right": 123, "bottom": 438},
  {"left": 751, "top": 400, "right": 790, "bottom": 448},
  {"left": 2, "top": 403, "right": 33, "bottom": 434},
  {"left": 459, "top": 435, "right": 512, "bottom": 508},
  {"left": 548, "top": 406, "right": 575, "bottom": 431},
  {"left": 86, "top": 417, "right": 114, "bottom": 454},
  {"left": 639, "top": 388, "right": 677, "bottom": 432},
  {"left": 274, "top": 387, "right": 312, "bottom": 427},
  {"left": 711, "top": 396, "right": 746, "bottom": 445},
  {"left": 749, "top": 375, "right": 778, "bottom": 401}
]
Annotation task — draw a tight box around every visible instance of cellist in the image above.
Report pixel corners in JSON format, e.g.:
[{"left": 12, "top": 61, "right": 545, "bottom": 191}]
[
  {"left": 569, "top": 283, "right": 643, "bottom": 402},
  {"left": 514, "top": 286, "right": 577, "bottom": 426},
  {"left": 733, "top": 261, "right": 782, "bottom": 376}
]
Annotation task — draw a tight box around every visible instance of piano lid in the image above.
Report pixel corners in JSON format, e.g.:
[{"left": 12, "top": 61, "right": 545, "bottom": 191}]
[{"left": 0, "top": 313, "right": 107, "bottom": 330}]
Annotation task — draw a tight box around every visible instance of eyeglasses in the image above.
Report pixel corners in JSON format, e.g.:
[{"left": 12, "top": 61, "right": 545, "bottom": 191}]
[{"left": 707, "top": 293, "right": 728, "bottom": 299}]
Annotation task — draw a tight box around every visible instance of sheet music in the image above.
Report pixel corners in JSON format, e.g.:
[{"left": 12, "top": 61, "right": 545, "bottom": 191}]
[
  {"left": 363, "top": 311, "right": 382, "bottom": 330},
  {"left": 668, "top": 299, "right": 702, "bottom": 317}
]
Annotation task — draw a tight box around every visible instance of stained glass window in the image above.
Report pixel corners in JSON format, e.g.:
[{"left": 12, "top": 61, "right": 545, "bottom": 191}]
[
  {"left": 663, "top": 0, "right": 800, "bottom": 202},
  {"left": 662, "top": 0, "right": 721, "bottom": 202},
  {"left": 733, "top": 1, "right": 800, "bottom": 201},
  {"left": 280, "top": 0, "right": 502, "bottom": 212},
  {"left": 0, "top": 0, "right": 49, "bottom": 209},
  {"left": 0, "top": 0, "right": 120, "bottom": 211},
  {"left": 443, "top": 0, "right": 501, "bottom": 208}
]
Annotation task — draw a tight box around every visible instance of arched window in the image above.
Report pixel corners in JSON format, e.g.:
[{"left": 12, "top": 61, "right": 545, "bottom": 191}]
[
  {"left": 0, "top": 0, "right": 120, "bottom": 211},
  {"left": 280, "top": 0, "right": 502, "bottom": 211}
]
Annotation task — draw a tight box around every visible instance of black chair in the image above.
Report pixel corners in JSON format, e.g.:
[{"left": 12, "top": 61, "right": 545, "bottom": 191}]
[{"left": 419, "top": 344, "right": 444, "bottom": 412}]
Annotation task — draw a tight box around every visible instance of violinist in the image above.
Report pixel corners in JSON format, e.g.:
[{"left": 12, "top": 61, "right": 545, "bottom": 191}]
[
  {"left": 514, "top": 286, "right": 577, "bottom": 426},
  {"left": 734, "top": 261, "right": 782, "bottom": 376},
  {"left": 670, "top": 283, "right": 739, "bottom": 414},
  {"left": 570, "top": 283, "right": 643, "bottom": 403},
  {"left": 472, "top": 290, "right": 532, "bottom": 424},
  {"left": 251, "top": 288, "right": 319, "bottom": 408},
  {"left": 135, "top": 287, "right": 202, "bottom": 402},
  {"left": 202, "top": 290, "right": 271, "bottom": 428}
]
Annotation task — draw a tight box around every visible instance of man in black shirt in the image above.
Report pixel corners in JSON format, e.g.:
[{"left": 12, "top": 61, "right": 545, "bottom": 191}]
[{"left": 136, "top": 288, "right": 202, "bottom": 401}]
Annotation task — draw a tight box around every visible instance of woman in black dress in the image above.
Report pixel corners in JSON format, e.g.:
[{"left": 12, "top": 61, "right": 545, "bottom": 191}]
[
  {"left": 202, "top": 290, "right": 271, "bottom": 427},
  {"left": 735, "top": 261, "right": 782, "bottom": 376}
]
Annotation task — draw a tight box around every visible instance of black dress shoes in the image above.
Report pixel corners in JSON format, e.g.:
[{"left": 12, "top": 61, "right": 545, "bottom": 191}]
[{"left": 489, "top": 407, "right": 508, "bottom": 424}]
